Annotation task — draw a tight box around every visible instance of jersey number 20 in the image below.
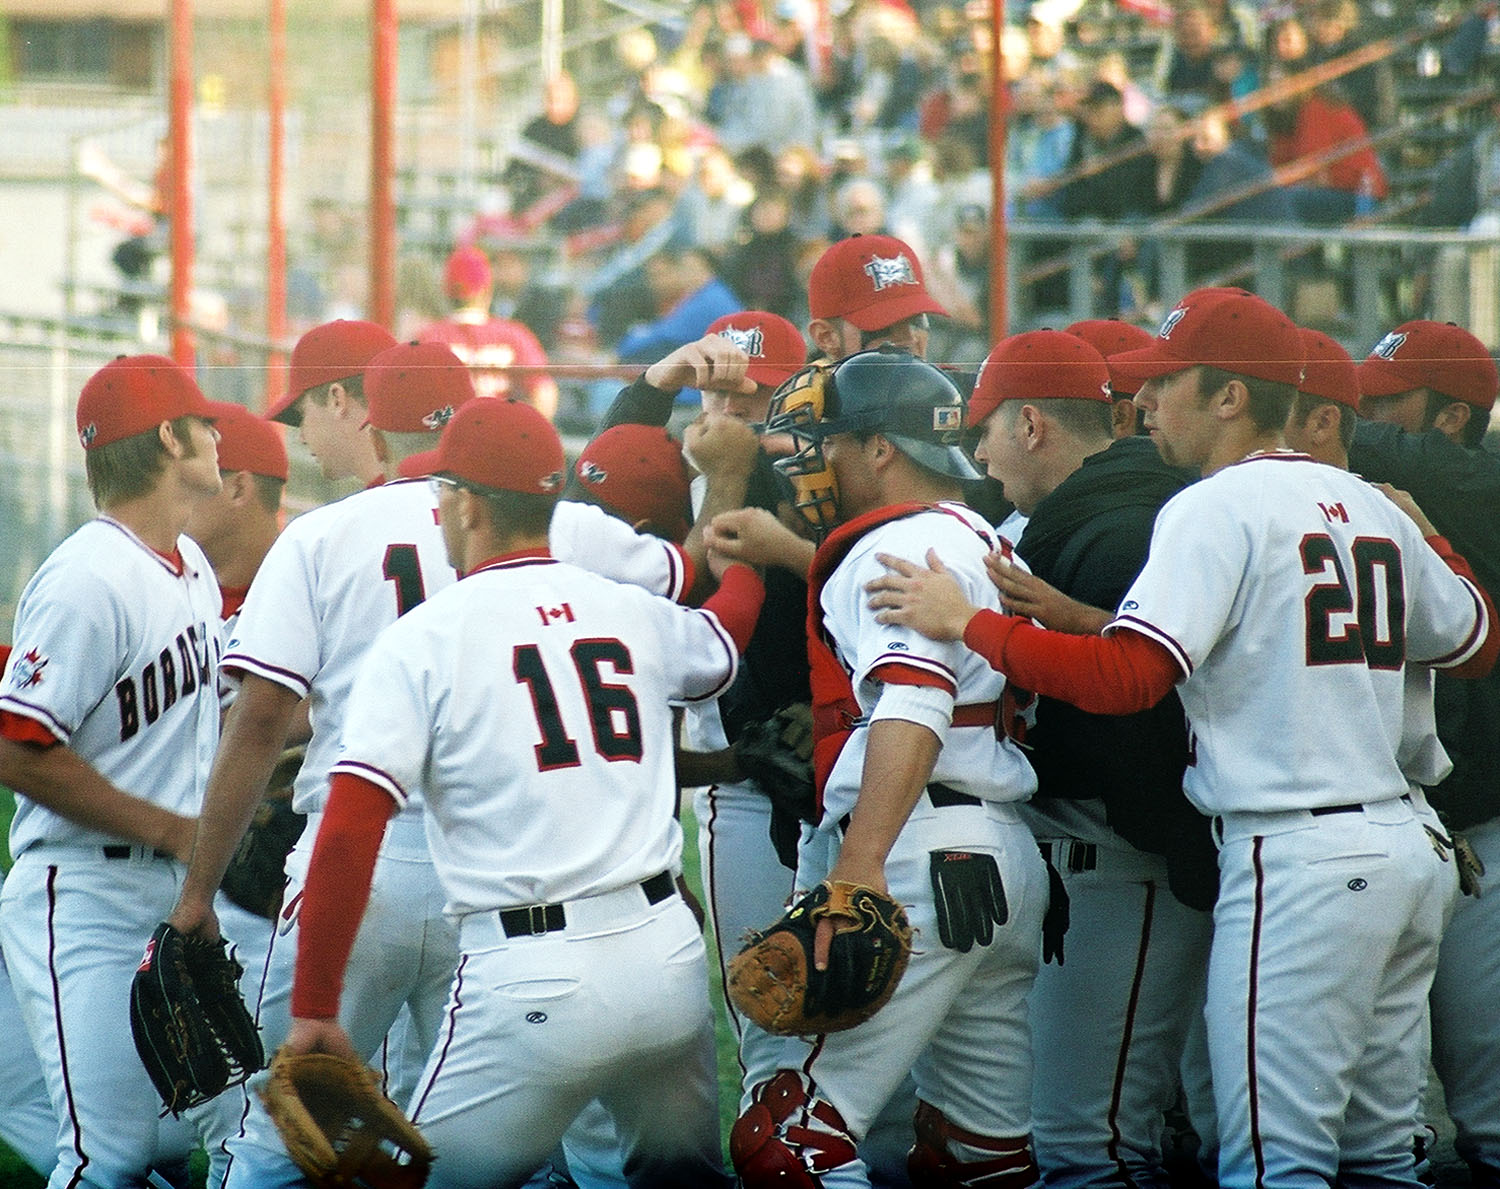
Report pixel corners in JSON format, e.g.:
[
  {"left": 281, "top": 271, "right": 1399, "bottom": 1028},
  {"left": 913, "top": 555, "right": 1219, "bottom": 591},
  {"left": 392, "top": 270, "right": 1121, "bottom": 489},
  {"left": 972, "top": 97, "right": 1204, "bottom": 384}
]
[
  {"left": 1300, "top": 533, "right": 1405, "bottom": 669},
  {"left": 514, "top": 640, "right": 644, "bottom": 770}
]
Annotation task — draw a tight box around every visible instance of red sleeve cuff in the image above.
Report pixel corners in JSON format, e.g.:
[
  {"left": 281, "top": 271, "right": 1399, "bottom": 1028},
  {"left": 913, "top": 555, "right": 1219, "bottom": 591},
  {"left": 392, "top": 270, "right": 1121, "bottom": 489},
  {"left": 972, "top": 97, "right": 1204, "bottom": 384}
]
[
  {"left": 0, "top": 709, "right": 61, "bottom": 747},
  {"left": 290, "top": 773, "right": 395, "bottom": 1020},
  {"left": 869, "top": 662, "right": 955, "bottom": 695},
  {"left": 1428, "top": 535, "right": 1500, "bottom": 679},
  {"left": 702, "top": 563, "right": 765, "bottom": 654}
]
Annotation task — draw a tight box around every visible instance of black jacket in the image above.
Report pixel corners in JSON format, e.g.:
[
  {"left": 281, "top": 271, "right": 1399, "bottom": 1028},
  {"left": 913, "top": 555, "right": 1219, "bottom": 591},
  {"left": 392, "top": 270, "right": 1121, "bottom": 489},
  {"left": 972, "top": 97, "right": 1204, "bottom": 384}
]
[
  {"left": 1349, "top": 422, "right": 1500, "bottom": 829},
  {"left": 1016, "top": 436, "right": 1217, "bottom": 909}
]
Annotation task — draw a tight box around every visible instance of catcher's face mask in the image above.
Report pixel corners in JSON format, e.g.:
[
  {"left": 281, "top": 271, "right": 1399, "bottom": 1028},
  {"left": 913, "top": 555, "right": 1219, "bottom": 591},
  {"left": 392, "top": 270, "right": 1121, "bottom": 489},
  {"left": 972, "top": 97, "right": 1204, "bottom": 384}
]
[{"left": 763, "top": 364, "right": 841, "bottom": 538}]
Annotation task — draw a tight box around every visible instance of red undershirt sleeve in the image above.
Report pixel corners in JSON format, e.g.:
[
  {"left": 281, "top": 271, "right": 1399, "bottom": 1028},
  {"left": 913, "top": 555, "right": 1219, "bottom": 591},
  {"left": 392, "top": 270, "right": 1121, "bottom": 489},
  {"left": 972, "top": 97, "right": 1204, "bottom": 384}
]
[
  {"left": 701, "top": 563, "right": 766, "bottom": 654},
  {"left": 1427, "top": 534, "right": 1500, "bottom": 679},
  {"left": 0, "top": 710, "right": 61, "bottom": 747},
  {"left": 290, "top": 773, "right": 395, "bottom": 1020},
  {"left": 962, "top": 610, "right": 1182, "bottom": 715}
]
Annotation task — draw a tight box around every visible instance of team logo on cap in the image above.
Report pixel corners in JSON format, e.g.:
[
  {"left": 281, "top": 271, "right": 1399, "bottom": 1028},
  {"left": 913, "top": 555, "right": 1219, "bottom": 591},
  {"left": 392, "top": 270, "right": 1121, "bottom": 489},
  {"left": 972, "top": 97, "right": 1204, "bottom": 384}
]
[
  {"left": 421, "top": 406, "right": 457, "bottom": 430},
  {"left": 577, "top": 460, "right": 607, "bottom": 486},
  {"left": 11, "top": 648, "right": 48, "bottom": 689},
  {"left": 933, "top": 407, "right": 962, "bottom": 432},
  {"left": 539, "top": 470, "right": 564, "bottom": 494},
  {"left": 79, "top": 423, "right": 97, "bottom": 448},
  {"left": 1371, "top": 331, "right": 1408, "bottom": 360},
  {"left": 863, "top": 253, "right": 918, "bottom": 292},
  {"left": 719, "top": 326, "right": 765, "bottom": 358},
  {"left": 1158, "top": 307, "right": 1187, "bottom": 340}
]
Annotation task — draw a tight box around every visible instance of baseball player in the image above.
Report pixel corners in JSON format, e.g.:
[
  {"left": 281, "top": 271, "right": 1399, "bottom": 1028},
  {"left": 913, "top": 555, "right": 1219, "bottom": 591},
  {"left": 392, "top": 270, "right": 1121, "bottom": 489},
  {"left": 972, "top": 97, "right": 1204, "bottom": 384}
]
[
  {"left": 284, "top": 397, "right": 764, "bottom": 1188},
  {"left": 966, "top": 329, "right": 1212, "bottom": 1189},
  {"left": 167, "top": 342, "right": 479, "bottom": 1186},
  {"left": 729, "top": 348, "right": 1049, "bottom": 1189},
  {"left": 265, "top": 318, "right": 396, "bottom": 489},
  {"left": 0, "top": 355, "right": 238, "bottom": 1187},
  {"left": 1345, "top": 320, "right": 1500, "bottom": 1189},
  {"left": 1063, "top": 318, "right": 1156, "bottom": 439},
  {"left": 418, "top": 244, "right": 560, "bottom": 418},
  {"left": 866, "top": 289, "right": 1499, "bottom": 1189}
]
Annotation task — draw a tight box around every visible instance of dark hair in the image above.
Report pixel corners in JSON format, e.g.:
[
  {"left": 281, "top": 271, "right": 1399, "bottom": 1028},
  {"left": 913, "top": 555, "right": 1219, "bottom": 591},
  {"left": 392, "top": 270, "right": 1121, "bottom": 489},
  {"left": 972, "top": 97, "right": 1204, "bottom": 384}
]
[
  {"left": 1423, "top": 391, "right": 1492, "bottom": 448},
  {"left": 1289, "top": 391, "right": 1356, "bottom": 453},
  {"left": 473, "top": 486, "right": 559, "bottom": 538},
  {"left": 250, "top": 474, "right": 285, "bottom": 515},
  {"left": 1198, "top": 365, "right": 1296, "bottom": 433},
  {"left": 1031, "top": 397, "right": 1115, "bottom": 440},
  {"left": 84, "top": 415, "right": 199, "bottom": 508}
]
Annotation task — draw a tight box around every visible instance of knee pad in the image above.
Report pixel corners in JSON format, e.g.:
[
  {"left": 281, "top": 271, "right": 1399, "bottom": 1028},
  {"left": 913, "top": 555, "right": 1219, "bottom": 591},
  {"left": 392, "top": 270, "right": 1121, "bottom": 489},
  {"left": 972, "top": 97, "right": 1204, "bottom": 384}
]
[
  {"left": 730, "top": 1070, "right": 859, "bottom": 1188},
  {"left": 908, "top": 1100, "right": 1040, "bottom": 1189}
]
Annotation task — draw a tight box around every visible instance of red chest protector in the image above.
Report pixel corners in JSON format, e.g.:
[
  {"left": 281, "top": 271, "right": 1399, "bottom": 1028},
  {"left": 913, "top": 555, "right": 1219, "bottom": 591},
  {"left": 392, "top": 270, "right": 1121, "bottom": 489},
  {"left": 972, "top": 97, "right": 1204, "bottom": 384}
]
[{"left": 805, "top": 503, "right": 1007, "bottom": 813}]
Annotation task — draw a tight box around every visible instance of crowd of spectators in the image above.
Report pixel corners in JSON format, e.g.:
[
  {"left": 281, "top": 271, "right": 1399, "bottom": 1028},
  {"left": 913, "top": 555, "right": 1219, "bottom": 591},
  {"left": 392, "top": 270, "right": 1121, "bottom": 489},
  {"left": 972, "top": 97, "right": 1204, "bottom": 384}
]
[{"left": 358, "top": 0, "right": 1497, "bottom": 424}]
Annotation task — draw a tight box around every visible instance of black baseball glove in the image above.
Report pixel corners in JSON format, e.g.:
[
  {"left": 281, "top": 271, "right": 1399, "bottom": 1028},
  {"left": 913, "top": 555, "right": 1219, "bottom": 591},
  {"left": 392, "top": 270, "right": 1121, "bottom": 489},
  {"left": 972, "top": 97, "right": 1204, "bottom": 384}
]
[
  {"left": 130, "top": 921, "right": 265, "bottom": 1115},
  {"left": 732, "top": 702, "right": 816, "bottom": 870},
  {"left": 220, "top": 745, "right": 307, "bottom": 920},
  {"left": 726, "top": 880, "right": 913, "bottom": 1036}
]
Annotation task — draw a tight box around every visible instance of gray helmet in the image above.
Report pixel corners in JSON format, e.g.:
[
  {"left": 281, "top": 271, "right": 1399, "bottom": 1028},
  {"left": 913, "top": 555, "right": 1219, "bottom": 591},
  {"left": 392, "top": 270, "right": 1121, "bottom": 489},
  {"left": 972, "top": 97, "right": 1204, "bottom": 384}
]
[{"left": 783, "top": 346, "right": 979, "bottom": 481}]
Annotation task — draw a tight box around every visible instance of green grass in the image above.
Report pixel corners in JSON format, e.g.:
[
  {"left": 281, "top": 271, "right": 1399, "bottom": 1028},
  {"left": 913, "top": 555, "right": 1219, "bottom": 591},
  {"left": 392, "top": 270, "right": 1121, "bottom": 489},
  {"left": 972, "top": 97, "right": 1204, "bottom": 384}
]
[{"left": 0, "top": 789, "right": 743, "bottom": 1180}]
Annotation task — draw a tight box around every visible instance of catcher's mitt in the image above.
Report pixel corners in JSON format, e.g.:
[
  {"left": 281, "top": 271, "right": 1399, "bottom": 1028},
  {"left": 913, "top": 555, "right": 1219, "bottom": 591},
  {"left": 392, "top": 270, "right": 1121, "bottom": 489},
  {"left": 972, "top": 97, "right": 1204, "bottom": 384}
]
[
  {"left": 260, "top": 1048, "right": 433, "bottom": 1189},
  {"left": 129, "top": 921, "right": 265, "bottom": 1115},
  {"left": 726, "top": 880, "right": 913, "bottom": 1036},
  {"left": 732, "top": 702, "right": 816, "bottom": 870}
]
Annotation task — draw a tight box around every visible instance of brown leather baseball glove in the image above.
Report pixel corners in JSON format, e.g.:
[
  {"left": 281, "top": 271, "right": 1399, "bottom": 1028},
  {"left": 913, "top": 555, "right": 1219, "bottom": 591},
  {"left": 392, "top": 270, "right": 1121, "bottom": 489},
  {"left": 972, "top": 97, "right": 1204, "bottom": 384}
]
[
  {"left": 726, "top": 880, "right": 913, "bottom": 1036},
  {"left": 260, "top": 1048, "right": 434, "bottom": 1188}
]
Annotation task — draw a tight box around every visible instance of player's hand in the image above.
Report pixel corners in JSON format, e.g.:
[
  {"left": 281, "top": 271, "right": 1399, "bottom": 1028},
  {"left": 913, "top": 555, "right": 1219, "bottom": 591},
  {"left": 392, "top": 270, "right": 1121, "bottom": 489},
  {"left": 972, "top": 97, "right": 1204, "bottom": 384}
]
[
  {"left": 865, "top": 550, "right": 977, "bottom": 642},
  {"left": 166, "top": 894, "right": 222, "bottom": 944},
  {"left": 1374, "top": 482, "right": 1439, "bottom": 538},
  {"left": 986, "top": 553, "right": 1112, "bottom": 635},
  {"left": 685, "top": 412, "right": 760, "bottom": 480},
  {"left": 706, "top": 507, "right": 815, "bottom": 577},
  {"left": 283, "top": 1017, "right": 361, "bottom": 1062},
  {"left": 643, "top": 335, "right": 757, "bottom": 397},
  {"left": 812, "top": 859, "right": 889, "bottom": 972}
]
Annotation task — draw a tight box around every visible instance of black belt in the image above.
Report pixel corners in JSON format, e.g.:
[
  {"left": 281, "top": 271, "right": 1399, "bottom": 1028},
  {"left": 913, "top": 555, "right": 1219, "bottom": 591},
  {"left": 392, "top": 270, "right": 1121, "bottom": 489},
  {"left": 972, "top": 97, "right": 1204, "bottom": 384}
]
[
  {"left": 499, "top": 870, "right": 675, "bottom": 939},
  {"left": 1310, "top": 793, "right": 1411, "bottom": 817},
  {"left": 838, "top": 783, "right": 980, "bottom": 833},
  {"left": 102, "top": 845, "right": 173, "bottom": 860},
  {"left": 1040, "top": 840, "right": 1098, "bottom": 873}
]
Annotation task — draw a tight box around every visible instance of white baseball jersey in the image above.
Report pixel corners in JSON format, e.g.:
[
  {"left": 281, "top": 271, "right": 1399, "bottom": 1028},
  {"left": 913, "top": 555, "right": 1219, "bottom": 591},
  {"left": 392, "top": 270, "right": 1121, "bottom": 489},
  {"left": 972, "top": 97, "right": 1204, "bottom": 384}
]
[
  {"left": 819, "top": 502, "right": 1037, "bottom": 825},
  {"left": 224, "top": 478, "right": 457, "bottom": 816},
  {"left": 330, "top": 553, "right": 740, "bottom": 915},
  {"left": 551, "top": 498, "right": 692, "bottom": 603},
  {"left": 2, "top": 518, "right": 222, "bottom": 855},
  {"left": 1107, "top": 452, "right": 1488, "bottom": 816}
]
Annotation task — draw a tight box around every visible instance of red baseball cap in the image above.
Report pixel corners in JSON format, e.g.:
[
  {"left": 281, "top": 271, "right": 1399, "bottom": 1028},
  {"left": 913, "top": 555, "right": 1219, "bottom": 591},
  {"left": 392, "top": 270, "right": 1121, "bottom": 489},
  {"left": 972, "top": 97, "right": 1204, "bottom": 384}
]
[
  {"left": 1297, "top": 329, "right": 1360, "bottom": 410},
  {"left": 364, "top": 342, "right": 476, "bottom": 433},
  {"left": 1357, "top": 320, "right": 1499, "bottom": 411},
  {"left": 444, "top": 246, "right": 493, "bottom": 301},
  {"left": 76, "top": 354, "right": 215, "bottom": 451},
  {"left": 1065, "top": 319, "right": 1155, "bottom": 396},
  {"left": 1109, "top": 288, "right": 1304, "bottom": 387},
  {"left": 706, "top": 311, "right": 808, "bottom": 388},
  {"left": 969, "top": 330, "right": 1113, "bottom": 426},
  {"left": 206, "top": 401, "right": 290, "bottom": 481},
  {"left": 409, "top": 398, "right": 565, "bottom": 496},
  {"left": 808, "top": 234, "right": 947, "bottom": 332},
  {"left": 574, "top": 424, "right": 693, "bottom": 543},
  {"left": 267, "top": 319, "right": 398, "bottom": 425}
]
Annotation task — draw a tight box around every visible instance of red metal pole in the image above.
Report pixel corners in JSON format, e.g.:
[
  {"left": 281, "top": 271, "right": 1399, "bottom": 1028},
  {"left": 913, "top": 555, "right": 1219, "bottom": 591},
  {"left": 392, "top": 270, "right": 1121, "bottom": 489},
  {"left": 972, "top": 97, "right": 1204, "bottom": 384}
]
[
  {"left": 988, "top": 0, "right": 1008, "bottom": 341},
  {"left": 168, "top": 0, "right": 195, "bottom": 367},
  {"left": 264, "top": 0, "right": 287, "bottom": 413},
  {"left": 371, "top": 0, "right": 397, "bottom": 330}
]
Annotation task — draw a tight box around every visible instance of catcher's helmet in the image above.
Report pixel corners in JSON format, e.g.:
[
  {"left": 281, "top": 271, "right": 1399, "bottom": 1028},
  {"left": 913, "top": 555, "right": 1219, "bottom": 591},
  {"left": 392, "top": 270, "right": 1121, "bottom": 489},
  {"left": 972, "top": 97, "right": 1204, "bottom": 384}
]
[{"left": 764, "top": 347, "right": 978, "bottom": 535}]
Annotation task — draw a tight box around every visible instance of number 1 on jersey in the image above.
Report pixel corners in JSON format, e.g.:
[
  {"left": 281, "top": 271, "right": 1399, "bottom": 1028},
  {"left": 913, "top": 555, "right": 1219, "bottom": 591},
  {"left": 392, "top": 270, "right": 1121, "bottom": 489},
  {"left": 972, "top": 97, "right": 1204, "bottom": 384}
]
[{"left": 383, "top": 544, "right": 427, "bottom": 616}]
